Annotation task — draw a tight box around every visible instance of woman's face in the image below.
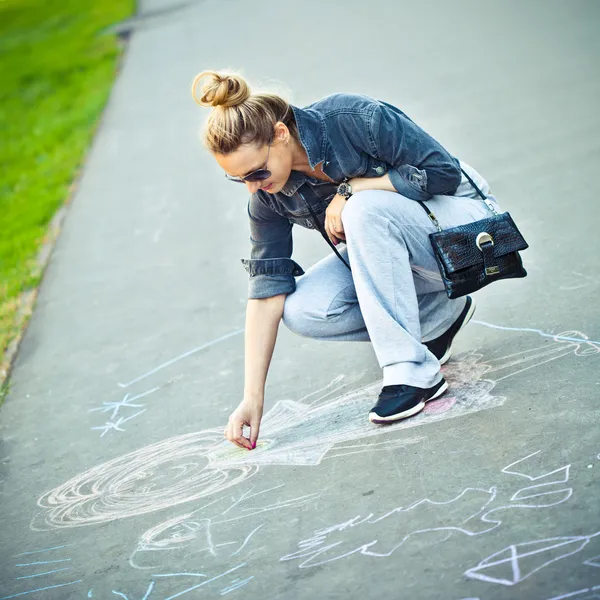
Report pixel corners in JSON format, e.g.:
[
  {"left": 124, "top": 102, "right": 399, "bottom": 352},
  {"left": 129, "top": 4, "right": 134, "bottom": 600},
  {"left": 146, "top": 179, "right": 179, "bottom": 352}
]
[{"left": 214, "top": 124, "right": 294, "bottom": 195}]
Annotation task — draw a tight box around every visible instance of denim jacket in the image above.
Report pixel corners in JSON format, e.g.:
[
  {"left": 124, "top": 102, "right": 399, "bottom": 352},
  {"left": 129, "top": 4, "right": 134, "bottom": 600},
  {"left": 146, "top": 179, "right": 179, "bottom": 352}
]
[{"left": 241, "top": 93, "right": 462, "bottom": 299}]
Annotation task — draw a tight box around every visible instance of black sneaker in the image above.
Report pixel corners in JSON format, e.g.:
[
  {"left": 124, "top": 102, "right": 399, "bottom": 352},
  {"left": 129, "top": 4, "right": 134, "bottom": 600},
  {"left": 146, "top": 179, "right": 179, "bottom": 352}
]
[
  {"left": 369, "top": 378, "right": 448, "bottom": 424},
  {"left": 424, "top": 296, "right": 476, "bottom": 365}
]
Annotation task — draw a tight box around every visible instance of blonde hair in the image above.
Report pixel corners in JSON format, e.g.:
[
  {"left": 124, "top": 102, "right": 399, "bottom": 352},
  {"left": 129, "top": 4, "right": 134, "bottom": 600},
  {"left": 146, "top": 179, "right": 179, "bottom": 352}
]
[{"left": 191, "top": 70, "right": 297, "bottom": 155}]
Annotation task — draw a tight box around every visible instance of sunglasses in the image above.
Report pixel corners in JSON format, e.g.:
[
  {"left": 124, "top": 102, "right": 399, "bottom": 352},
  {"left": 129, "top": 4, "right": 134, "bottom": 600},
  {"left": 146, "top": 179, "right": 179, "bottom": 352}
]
[{"left": 225, "top": 144, "right": 272, "bottom": 184}]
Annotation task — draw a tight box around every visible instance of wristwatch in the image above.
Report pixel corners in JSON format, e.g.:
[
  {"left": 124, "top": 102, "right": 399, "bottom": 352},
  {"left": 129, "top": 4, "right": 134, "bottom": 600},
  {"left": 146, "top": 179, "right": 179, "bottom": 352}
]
[{"left": 337, "top": 181, "right": 353, "bottom": 199}]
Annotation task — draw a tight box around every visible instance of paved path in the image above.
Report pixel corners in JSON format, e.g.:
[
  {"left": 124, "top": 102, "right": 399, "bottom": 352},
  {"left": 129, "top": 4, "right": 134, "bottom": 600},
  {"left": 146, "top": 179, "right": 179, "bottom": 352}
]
[{"left": 1, "top": 1, "right": 599, "bottom": 598}]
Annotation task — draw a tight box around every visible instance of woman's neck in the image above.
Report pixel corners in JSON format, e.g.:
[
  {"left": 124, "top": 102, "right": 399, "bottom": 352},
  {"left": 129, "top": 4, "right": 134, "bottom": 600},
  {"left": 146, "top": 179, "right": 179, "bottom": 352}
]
[
  {"left": 289, "top": 137, "right": 312, "bottom": 173},
  {"left": 289, "top": 138, "right": 333, "bottom": 181}
]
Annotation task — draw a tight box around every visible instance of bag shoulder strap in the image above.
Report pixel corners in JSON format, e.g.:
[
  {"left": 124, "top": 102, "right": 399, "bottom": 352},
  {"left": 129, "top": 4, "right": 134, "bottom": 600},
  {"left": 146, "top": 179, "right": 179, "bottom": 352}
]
[
  {"left": 300, "top": 191, "right": 352, "bottom": 271},
  {"left": 418, "top": 168, "right": 499, "bottom": 231},
  {"left": 460, "top": 168, "right": 499, "bottom": 215}
]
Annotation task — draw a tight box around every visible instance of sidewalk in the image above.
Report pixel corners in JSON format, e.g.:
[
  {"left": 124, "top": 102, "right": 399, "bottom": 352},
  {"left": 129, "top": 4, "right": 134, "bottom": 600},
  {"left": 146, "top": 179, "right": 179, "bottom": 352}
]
[{"left": 1, "top": 1, "right": 599, "bottom": 598}]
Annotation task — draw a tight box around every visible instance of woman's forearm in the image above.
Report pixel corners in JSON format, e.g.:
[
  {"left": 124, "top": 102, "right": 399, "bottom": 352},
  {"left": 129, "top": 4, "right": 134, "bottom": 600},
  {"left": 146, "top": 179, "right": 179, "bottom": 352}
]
[
  {"left": 243, "top": 294, "right": 286, "bottom": 403},
  {"left": 349, "top": 173, "right": 396, "bottom": 193}
]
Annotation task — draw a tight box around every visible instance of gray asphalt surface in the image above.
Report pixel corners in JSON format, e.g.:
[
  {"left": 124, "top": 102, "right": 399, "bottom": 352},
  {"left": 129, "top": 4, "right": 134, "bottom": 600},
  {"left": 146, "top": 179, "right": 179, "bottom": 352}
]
[{"left": 1, "top": 1, "right": 599, "bottom": 599}]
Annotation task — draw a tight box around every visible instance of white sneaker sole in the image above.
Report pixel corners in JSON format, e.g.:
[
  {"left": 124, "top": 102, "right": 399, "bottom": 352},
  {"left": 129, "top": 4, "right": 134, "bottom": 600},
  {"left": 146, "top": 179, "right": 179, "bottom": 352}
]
[
  {"left": 369, "top": 380, "right": 449, "bottom": 424},
  {"left": 438, "top": 299, "right": 477, "bottom": 366}
]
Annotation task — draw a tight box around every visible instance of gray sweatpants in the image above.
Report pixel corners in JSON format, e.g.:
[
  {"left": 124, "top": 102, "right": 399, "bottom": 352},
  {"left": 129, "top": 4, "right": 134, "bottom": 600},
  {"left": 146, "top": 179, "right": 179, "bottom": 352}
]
[{"left": 282, "top": 163, "right": 501, "bottom": 389}]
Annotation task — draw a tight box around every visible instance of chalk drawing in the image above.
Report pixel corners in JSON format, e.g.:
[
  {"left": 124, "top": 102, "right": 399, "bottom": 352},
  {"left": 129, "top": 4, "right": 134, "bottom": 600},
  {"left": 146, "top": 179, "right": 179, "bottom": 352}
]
[
  {"left": 129, "top": 483, "right": 319, "bottom": 571},
  {"left": 116, "top": 318, "right": 598, "bottom": 390},
  {"left": 89, "top": 388, "right": 159, "bottom": 437},
  {"left": 35, "top": 354, "right": 505, "bottom": 529},
  {"left": 470, "top": 325, "right": 600, "bottom": 382},
  {"left": 112, "top": 581, "right": 155, "bottom": 600},
  {"left": 89, "top": 388, "right": 160, "bottom": 420},
  {"left": 34, "top": 429, "right": 257, "bottom": 529},
  {"left": 118, "top": 329, "right": 244, "bottom": 388},
  {"left": 91, "top": 410, "right": 147, "bottom": 438},
  {"left": 559, "top": 271, "right": 597, "bottom": 291},
  {"left": 280, "top": 487, "right": 499, "bottom": 568},
  {"left": 110, "top": 564, "right": 249, "bottom": 600},
  {"left": 1, "top": 545, "right": 81, "bottom": 600},
  {"left": 220, "top": 577, "right": 254, "bottom": 595},
  {"left": 0, "top": 581, "right": 83, "bottom": 600},
  {"left": 15, "top": 568, "right": 71, "bottom": 580},
  {"left": 14, "top": 544, "right": 74, "bottom": 556},
  {"left": 472, "top": 321, "right": 600, "bottom": 348},
  {"left": 280, "top": 452, "right": 573, "bottom": 568},
  {"left": 36, "top": 321, "right": 595, "bottom": 531},
  {"left": 465, "top": 533, "right": 600, "bottom": 586},
  {"left": 584, "top": 554, "right": 600, "bottom": 568},
  {"left": 544, "top": 585, "right": 600, "bottom": 600}
]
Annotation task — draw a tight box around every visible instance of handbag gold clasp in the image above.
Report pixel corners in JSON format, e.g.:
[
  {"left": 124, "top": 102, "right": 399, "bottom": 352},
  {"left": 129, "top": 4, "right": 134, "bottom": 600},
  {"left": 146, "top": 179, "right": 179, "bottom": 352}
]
[{"left": 476, "top": 232, "right": 494, "bottom": 250}]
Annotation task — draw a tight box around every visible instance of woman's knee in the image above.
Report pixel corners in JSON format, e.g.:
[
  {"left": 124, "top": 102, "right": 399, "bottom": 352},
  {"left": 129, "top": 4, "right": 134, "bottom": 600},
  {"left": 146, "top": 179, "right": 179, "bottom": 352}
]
[
  {"left": 341, "top": 191, "right": 373, "bottom": 224},
  {"left": 282, "top": 292, "right": 318, "bottom": 338}
]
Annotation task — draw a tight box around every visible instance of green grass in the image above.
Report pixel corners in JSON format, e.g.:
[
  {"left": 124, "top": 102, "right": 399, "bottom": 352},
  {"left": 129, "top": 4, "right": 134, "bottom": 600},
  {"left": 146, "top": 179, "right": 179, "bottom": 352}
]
[{"left": 0, "top": 0, "right": 134, "bottom": 358}]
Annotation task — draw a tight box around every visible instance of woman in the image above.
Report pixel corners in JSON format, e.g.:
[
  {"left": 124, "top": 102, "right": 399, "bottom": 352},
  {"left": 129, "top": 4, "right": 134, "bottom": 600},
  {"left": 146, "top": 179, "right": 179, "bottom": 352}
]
[{"left": 191, "top": 71, "right": 500, "bottom": 451}]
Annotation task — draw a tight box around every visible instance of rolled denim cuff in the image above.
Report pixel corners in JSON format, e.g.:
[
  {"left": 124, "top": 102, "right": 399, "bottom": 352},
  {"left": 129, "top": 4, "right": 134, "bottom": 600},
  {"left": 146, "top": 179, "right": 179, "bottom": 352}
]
[
  {"left": 389, "top": 166, "right": 433, "bottom": 201},
  {"left": 241, "top": 258, "right": 305, "bottom": 300}
]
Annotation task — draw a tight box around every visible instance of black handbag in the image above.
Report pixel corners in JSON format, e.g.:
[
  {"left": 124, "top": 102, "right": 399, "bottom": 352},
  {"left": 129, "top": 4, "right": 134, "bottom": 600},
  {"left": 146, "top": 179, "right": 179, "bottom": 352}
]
[{"left": 418, "top": 169, "right": 529, "bottom": 299}]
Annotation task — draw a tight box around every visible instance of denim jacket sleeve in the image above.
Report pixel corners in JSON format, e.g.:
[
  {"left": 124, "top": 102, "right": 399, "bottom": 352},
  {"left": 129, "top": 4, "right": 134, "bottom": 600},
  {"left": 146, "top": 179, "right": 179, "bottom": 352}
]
[
  {"left": 241, "top": 193, "right": 305, "bottom": 299},
  {"left": 369, "top": 101, "right": 462, "bottom": 201}
]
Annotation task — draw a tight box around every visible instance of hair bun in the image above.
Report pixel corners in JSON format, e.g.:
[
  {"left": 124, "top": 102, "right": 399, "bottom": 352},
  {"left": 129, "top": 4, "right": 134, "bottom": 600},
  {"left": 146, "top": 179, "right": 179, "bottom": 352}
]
[{"left": 191, "top": 71, "right": 251, "bottom": 108}]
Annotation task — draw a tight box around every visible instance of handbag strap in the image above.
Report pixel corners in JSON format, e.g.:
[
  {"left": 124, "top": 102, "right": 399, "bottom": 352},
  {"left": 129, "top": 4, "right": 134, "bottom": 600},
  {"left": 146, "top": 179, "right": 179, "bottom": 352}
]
[
  {"left": 300, "top": 191, "right": 352, "bottom": 271},
  {"left": 418, "top": 168, "right": 499, "bottom": 231},
  {"left": 300, "top": 168, "right": 495, "bottom": 266},
  {"left": 460, "top": 168, "right": 500, "bottom": 215}
]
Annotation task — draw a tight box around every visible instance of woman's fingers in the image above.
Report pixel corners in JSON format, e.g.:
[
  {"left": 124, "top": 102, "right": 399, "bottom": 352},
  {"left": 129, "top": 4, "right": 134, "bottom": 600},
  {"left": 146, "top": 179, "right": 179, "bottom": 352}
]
[
  {"left": 325, "top": 218, "right": 344, "bottom": 245},
  {"left": 225, "top": 418, "right": 251, "bottom": 450},
  {"left": 233, "top": 424, "right": 251, "bottom": 450}
]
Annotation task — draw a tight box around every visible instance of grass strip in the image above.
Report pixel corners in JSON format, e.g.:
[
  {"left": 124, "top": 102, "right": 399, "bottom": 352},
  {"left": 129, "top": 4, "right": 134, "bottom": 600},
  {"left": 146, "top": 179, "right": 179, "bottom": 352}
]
[{"left": 0, "top": 0, "right": 134, "bottom": 365}]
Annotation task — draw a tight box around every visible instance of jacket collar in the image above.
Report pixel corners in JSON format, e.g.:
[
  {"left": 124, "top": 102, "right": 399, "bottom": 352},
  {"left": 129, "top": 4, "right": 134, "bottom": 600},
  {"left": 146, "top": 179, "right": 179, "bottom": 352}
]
[
  {"left": 278, "top": 105, "right": 329, "bottom": 197},
  {"left": 280, "top": 170, "right": 308, "bottom": 196},
  {"left": 290, "top": 104, "right": 327, "bottom": 170}
]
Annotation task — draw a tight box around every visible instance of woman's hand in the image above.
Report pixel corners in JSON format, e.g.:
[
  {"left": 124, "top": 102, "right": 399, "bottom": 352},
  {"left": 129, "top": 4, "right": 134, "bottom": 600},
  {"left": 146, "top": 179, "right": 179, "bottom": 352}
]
[
  {"left": 225, "top": 399, "right": 264, "bottom": 450},
  {"left": 325, "top": 194, "right": 348, "bottom": 245}
]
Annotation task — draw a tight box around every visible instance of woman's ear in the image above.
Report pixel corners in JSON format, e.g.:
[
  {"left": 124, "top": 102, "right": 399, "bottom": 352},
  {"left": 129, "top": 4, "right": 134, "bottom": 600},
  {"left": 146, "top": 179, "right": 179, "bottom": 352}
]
[{"left": 273, "top": 121, "right": 289, "bottom": 143}]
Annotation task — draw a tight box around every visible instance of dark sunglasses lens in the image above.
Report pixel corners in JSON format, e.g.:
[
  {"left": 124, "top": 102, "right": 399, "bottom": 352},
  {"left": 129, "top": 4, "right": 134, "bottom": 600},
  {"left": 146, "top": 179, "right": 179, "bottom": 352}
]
[{"left": 244, "top": 169, "right": 271, "bottom": 182}]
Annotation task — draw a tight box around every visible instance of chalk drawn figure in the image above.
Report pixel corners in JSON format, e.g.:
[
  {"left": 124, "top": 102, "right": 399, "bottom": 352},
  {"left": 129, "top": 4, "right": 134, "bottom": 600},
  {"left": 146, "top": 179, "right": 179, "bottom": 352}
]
[
  {"left": 91, "top": 410, "right": 147, "bottom": 438},
  {"left": 34, "top": 324, "right": 598, "bottom": 530},
  {"left": 279, "top": 452, "right": 573, "bottom": 568},
  {"left": 89, "top": 388, "right": 159, "bottom": 420},
  {"left": 129, "top": 484, "right": 319, "bottom": 571},
  {"left": 464, "top": 533, "right": 600, "bottom": 586},
  {"left": 35, "top": 353, "right": 506, "bottom": 529},
  {"left": 89, "top": 388, "right": 159, "bottom": 438}
]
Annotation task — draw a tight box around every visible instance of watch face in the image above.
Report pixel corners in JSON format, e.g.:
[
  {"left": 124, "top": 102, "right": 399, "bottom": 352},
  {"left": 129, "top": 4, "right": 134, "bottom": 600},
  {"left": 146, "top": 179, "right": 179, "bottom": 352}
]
[{"left": 338, "top": 182, "right": 351, "bottom": 197}]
